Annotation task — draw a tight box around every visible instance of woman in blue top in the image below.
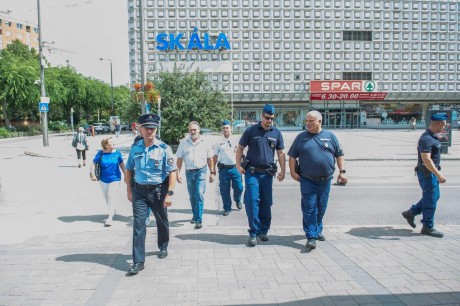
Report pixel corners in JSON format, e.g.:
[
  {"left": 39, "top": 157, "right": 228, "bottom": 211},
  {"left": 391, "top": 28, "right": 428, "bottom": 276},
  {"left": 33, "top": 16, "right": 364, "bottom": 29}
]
[{"left": 90, "top": 137, "right": 126, "bottom": 227}]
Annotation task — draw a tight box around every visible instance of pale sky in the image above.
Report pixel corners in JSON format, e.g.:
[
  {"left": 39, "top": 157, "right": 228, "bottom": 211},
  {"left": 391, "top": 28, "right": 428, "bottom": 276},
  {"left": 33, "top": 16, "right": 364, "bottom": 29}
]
[{"left": 0, "top": 0, "right": 130, "bottom": 86}]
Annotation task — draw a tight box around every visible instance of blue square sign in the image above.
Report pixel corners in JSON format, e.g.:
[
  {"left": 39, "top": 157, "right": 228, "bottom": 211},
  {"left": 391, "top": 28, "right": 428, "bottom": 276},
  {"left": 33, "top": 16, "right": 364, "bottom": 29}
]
[{"left": 39, "top": 102, "right": 49, "bottom": 112}]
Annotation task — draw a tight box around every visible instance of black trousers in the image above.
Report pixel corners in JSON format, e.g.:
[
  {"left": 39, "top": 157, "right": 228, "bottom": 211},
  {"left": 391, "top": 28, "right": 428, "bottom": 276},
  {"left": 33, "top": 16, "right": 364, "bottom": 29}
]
[
  {"left": 76, "top": 149, "right": 86, "bottom": 160},
  {"left": 131, "top": 182, "right": 169, "bottom": 263}
]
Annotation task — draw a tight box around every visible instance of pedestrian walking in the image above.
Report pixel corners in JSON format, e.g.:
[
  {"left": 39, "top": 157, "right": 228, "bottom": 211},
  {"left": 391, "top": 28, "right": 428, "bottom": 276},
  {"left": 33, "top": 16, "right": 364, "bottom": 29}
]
[
  {"left": 114, "top": 119, "right": 121, "bottom": 138},
  {"left": 72, "top": 127, "right": 89, "bottom": 168},
  {"left": 212, "top": 120, "right": 243, "bottom": 216},
  {"left": 401, "top": 113, "right": 448, "bottom": 238},
  {"left": 236, "top": 104, "right": 286, "bottom": 247},
  {"left": 409, "top": 117, "right": 417, "bottom": 131},
  {"left": 125, "top": 114, "right": 177, "bottom": 275},
  {"left": 89, "top": 137, "right": 125, "bottom": 227},
  {"left": 176, "top": 121, "right": 215, "bottom": 229},
  {"left": 288, "top": 110, "right": 347, "bottom": 250}
]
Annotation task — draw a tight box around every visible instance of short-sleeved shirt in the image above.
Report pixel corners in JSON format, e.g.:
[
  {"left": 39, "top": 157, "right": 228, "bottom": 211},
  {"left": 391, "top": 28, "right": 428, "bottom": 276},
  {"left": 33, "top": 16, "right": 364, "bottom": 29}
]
[
  {"left": 93, "top": 150, "right": 124, "bottom": 184},
  {"left": 239, "top": 122, "right": 284, "bottom": 168},
  {"left": 288, "top": 130, "right": 344, "bottom": 177},
  {"left": 126, "top": 138, "right": 177, "bottom": 185},
  {"left": 214, "top": 137, "right": 238, "bottom": 165},
  {"left": 176, "top": 136, "right": 213, "bottom": 170},
  {"left": 418, "top": 129, "right": 441, "bottom": 167}
]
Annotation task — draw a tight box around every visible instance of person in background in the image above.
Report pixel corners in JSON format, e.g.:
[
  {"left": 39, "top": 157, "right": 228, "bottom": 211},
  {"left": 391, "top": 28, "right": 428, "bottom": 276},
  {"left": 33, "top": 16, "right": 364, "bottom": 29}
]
[
  {"left": 176, "top": 121, "right": 215, "bottom": 229},
  {"left": 236, "top": 104, "right": 286, "bottom": 247},
  {"left": 409, "top": 117, "right": 417, "bottom": 131},
  {"left": 73, "top": 127, "right": 89, "bottom": 168},
  {"left": 402, "top": 113, "right": 448, "bottom": 238},
  {"left": 212, "top": 120, "right": 243, "bottom": 216},
  {"left": 125, "top": 114, "right": 177, "bottom": 275},
  {"left": 90, "top": 137, "right": 125, "bottom": 227},
  {"left": 114, "top": 119, "right": 121, "bottom": 138},
  {"left": 288, "top": 110, "right": 347, "bottom": 250}
]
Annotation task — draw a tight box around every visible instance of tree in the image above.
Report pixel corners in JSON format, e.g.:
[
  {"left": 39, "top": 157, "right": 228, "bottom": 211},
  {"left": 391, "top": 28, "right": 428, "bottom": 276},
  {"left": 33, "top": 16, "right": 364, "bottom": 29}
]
[{"left": 154, "top": 68, "right": 230, "bottom": 144}]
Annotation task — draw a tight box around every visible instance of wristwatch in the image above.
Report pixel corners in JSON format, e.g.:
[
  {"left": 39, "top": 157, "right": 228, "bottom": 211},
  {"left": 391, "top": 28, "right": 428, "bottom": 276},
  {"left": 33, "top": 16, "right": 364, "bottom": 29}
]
[
  {"left": 167, "top": 190, "right": 174, "bottom": 196},
  {"left": 340, "top": 170, "right": 346, "bottom": 174}
]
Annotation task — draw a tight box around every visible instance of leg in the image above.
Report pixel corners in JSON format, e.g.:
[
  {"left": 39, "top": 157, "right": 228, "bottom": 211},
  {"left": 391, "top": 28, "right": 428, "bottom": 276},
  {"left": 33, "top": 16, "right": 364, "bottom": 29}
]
[
  {"left": 219, "top": 169, "right": 232, "bottom": 212},
  {"left": 300, "top": 178, "right": 319, "bottom": 239},
  {"left": 258, "top": 173, "right": 273, "bottom": 235},
  {"left": 82, "top": 149, "right": 86, "bottom": 165},
  {"left": 149, "top": 185, "right": 169, "bottom": 251},
  {"left": 99, "top": 181, "right": 113, "bottom": 226},
  {"left": 76, "top": 149, "right": 82, "bottom": 167},
  {"left": 244, "top": 172, "right": 261, "bottom": 237},
  {"left": 316, "top": 180, "right": 332, "bottom": 236},
  {"left": 194, "top": 168, "right": 207, "bottom": 223},
  {"left": 231, "top": 168, "right": 244, "bottom": 205},
  {"left": 420, "top": 174, "right": 440, "bottom": 229},
  {"left": 186, "top": 172, "right": 197, "bottom": 221},
  {"left": 131, "top": 188, "right": 149, "bottom": 263}
]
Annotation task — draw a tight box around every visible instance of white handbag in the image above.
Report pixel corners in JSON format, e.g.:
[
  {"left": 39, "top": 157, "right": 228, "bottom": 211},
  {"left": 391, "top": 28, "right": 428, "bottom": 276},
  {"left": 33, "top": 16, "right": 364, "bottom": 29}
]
[{"left": 76, "top": 143, "right": 86, "bottom": 151}]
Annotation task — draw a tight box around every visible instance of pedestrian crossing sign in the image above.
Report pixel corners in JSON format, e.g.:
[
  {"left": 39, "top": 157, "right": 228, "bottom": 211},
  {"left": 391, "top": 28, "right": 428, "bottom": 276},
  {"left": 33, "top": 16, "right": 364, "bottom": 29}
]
[{"left": 39, "top": 102, "right": 49, "bottom": 112}]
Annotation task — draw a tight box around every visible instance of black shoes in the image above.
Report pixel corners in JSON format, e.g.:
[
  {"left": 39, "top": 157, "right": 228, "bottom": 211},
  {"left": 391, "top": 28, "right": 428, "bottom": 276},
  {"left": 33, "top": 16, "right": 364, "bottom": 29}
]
[
  {"left": 421, "top": 226, "right": 444, "bottom": 238},
  {"left": 190, "top": 219, "right": 195, "bottom": 224},
  {"left": 402, "top": 210, "right": 416, "bottom": 228},
  {"left": 306, "top": 239, "right": 317, "bottom": 249},
  {"left": 258, "top": 234, "right": 269, "bottom": 242},
  {"left": 317, "top": 234, "right": 325, "bottom": 241},
  {"left": 158, "top": 249, "right": 168, "bottom": 259},
  {"left": 222, "top": 210, "right": 230, "bottom": 216},
  {"left": 236, "top": 202, "right": 242, "bottom": 210},
  {"left": 128, "top": 262, "right": 144, "bottom": 275},
  {"left": 247, "top": 237, "right": 257, "bottom": 247},
  {"left": 194, "top": 221, "right": 202, "bottom": 229}
]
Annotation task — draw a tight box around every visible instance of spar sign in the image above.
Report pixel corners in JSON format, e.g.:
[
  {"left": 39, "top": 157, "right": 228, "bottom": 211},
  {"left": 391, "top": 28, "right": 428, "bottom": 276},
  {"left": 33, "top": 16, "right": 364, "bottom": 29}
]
[{"left": 310, "top": 80, "right": 388, "bottom": 100}]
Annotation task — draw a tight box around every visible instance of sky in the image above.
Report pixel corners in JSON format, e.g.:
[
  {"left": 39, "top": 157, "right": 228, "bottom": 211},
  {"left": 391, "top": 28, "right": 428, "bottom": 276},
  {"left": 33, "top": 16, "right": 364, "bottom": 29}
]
[{"left": 0, "top": 0, "right": 130, "bottom": 86}]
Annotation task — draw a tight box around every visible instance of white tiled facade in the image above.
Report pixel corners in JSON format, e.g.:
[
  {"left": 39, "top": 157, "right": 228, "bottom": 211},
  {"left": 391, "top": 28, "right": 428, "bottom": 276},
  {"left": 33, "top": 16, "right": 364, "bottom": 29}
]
[{"left": 128, "top": 0, "right": 460, "bottom": 128}]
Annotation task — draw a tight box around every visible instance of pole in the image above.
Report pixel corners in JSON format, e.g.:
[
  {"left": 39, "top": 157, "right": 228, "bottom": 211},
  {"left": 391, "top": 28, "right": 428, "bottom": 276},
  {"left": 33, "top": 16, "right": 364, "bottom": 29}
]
[
  {"left": 110, "top": 60, "right": 114, "bottom": 115},
  {"left": 230, "top": 71, "right": 233, "bottom": 122},
  {"left": 139, "top": 0, "right": 146, "bottom": 114},
  {"left": 37, "top": 0, "right": 49, "bottom": 147},
  {"left": 157, "top": 96, "right": 161, "bottom": 139},
  {"left": 70, "top": 107, "right": 74, "bottom": 134}
]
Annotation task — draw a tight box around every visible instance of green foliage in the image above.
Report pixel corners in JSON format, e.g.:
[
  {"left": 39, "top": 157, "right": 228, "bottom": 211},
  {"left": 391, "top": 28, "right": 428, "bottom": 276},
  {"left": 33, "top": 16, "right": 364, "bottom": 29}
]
[
  {"left": 15, "top": 124, "right": 42, "bottom": 136},
  {"left": 155, "top": 69, "right": 230, "bottom": 144},
  {"left": 48, "top": 120, "right": 70, "bottom": 132},
  {"left": 0, "top": 127, "right": 10, "bottom": 138}
]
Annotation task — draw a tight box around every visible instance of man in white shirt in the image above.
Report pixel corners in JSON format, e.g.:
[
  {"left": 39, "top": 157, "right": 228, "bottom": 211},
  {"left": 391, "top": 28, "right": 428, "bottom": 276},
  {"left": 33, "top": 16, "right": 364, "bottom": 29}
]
[
  {"left": 212, "top": 120, "right": 243, "bottom": 216},
  {"left": 176, "top": 121, "right": 215, "bottom": 229}
]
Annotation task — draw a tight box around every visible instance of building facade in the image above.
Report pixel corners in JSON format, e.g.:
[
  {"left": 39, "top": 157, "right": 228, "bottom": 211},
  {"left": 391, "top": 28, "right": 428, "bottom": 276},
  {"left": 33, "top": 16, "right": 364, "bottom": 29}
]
[
  {"left": 0, "top": 16, "right": 39, "bottom": 51},
  {"left": 128, "top": 0, "right": 460, "bottom": 129}
]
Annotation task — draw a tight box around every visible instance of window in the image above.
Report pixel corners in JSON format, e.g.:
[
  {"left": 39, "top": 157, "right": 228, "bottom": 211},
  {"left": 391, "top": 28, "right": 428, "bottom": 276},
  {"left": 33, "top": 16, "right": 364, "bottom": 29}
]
[
  {"left": 343, "top": 31, "right": 372, "bottom": 41},
  {"left": 342, "top": 72, "right": 372, "bottom": 80}
]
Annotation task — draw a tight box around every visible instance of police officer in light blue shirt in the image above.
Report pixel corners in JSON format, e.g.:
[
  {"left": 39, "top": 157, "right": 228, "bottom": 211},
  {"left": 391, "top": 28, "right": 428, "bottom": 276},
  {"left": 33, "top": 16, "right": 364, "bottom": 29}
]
[
  {"left": 236, "top": 104, "right": 286, "bottom": 247},
  {"left": 212, "top": 120, "right": 243, "bottom": 216},
  {"left": 125, "top": 114, "right": 177, "bottom": 275},
  {"left": 402, "top": 112, "right": 447, "bottom": 238}
]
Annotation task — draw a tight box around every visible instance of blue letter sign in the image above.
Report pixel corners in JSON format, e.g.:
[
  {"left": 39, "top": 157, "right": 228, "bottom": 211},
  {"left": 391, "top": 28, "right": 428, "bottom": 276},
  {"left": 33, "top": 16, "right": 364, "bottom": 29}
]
[{"left": 155, "top": 28, "right": 230, "bottom": 52}]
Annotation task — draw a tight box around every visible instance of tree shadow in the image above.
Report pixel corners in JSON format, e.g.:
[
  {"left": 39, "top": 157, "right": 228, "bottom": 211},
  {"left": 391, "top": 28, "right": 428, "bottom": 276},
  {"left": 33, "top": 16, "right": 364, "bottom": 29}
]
[
  {"left": 346, "top": 226, "right": 419, "bottom": 240},
  {"left": 168, "top": 208, "right": 221, "bottom": 216},
  {"left": 175, "top": 233, "right": 309, "bottom": 252}
]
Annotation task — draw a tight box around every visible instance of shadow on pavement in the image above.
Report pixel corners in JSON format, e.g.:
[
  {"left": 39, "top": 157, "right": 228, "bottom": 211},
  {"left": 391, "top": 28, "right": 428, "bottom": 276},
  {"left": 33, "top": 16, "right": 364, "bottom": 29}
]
[
  {"left": 55, "top": 251, "right": 156, "bottom": 272},
  {"left": 58, "top": 214, "right": 132, "bottom": 225},
  {"left": 346, "top": 226, "right": 419, "bottom": 240},
  {"left": 168, "top": 208, "right": 221, "bottom": 216},
  {"left": 176, "top": 233, "right": 308, "bottom": 251}
]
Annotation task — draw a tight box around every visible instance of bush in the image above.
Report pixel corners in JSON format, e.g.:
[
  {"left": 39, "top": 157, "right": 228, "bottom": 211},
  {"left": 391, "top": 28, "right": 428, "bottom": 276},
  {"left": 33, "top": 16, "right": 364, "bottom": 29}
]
[
  {"left": 48, "top": 121, "right": 70, "bottom": 132},
  {"left": 0, "top": 128, "right": 11, "bottom": 138},
  {"left": 15, "top": 125, "right": 42, "bottom": 136}
]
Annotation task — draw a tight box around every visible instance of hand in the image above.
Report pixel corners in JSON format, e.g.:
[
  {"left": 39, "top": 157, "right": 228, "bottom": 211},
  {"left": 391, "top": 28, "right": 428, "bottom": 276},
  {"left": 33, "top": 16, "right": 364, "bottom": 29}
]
[
  {"left": 237, "top": 166, "right": 246, "bottom": 175},
  {"left": 437, "top": 174, "right": 446, "bottom": 184},
  {"left": 290, "top": 172, "right": 300, "bottom": 182},
  {"left": 209, "top": 174, "right": 215, "bottom": 183},
  {"left": 176, "top": 174, "right": 183, "bottom": 184},
  {"left": 127, "top": 189, "right": 132, "bottom": 202},
  {"left": 89, "top": 173, "right": 97, "bottom": 181},
  {"left": 163, "top": 195, "right": 172, "bottom": 208},
  {"left": 277, "top": 172, "right": 285, "bottom": 182},
  {"left": 337, "top": 174, "right": 348, "bottom": 185}
]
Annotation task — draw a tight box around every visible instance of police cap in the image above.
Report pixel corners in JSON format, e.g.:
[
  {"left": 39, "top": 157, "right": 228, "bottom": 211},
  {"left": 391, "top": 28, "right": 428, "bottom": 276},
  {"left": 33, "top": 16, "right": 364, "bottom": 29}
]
[
  {"left": 430, "top": 113, "right": 448, "bottom": 121},
  {"left": 138, "top": 113, "right": 160, "bottom": 128},
  {"left": 222, "top": 120, "right": 231, "bottom": 126},
  {"left": 262, "top": 104, "right": 275, "bottom": 115}
]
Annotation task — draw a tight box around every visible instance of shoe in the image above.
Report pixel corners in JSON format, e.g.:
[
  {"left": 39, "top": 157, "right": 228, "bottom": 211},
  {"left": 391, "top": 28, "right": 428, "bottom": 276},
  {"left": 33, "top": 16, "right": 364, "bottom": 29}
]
[
  {"left": 402, "top": 210, "right": 416, "bottom": 228},
  {"left": 158, "top": 249, "right": 168, "bottom": 259},
  {"left": 78, "top": 164, "right": 81, "bottom": 168},
  {"left": 258, "top": 234, "right": 269, "bottom": 242},
  {"left": 194, "top": 222, "right": 202, "bottom": 229},
  {"left": 190, "top": 219, "right": 195, "bottom": 224},
  {"left": 104, "top": 223, "right": 112, "bottom": 227},
  {"left": 128, "top": 262, "right": 144, "bottom": 275},
  {"left": 318, "top": 234, "right": 326, "bottom": 241},
  {"left": 83, "top": 162, "right": 86, "bottom": 166},
  {"left": 248, "top": 237, "right": 257, "bottom": 247},
  {"left": 223, "top": 210, "right": 230, "bottom": 216},
  {"left": 236, "top": 202, "right": 242, "bottom": 210},
  {"left": 306, "top": 239, "right": 317, "bottom": 249},
  {"left": 421, "top": 226, "right": 444, "bottom": 238},
  {"left": 145, "top": 216, "right": 151, "bottom": 226}
]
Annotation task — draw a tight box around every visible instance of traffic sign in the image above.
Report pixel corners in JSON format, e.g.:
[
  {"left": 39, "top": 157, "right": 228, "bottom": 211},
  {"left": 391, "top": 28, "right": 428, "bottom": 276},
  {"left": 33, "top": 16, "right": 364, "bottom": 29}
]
[
  {"left": 40, "top": 97, "right": 50, "bottom": 103},
  {"left": 39, "top": 102, "right": 49, "bottom": 112}
]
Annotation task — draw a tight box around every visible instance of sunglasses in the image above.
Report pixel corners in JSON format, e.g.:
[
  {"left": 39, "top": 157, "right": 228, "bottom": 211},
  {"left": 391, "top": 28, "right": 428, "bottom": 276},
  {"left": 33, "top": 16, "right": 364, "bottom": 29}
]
[{"left": 263, "top": 115, "right": 275, "bottom": 121}]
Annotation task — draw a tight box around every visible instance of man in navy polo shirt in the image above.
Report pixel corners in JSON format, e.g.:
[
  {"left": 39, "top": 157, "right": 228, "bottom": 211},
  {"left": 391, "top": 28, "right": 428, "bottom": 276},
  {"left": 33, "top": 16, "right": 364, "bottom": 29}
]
[
  {"left": 236, "top": 104, "right": 286, "bottom": 247},
  {"left": 401, "top": 112, "right": 448, "bottom": 238},
  {"left": 288, "top": 110, "right": 347, "bottom": 250}
]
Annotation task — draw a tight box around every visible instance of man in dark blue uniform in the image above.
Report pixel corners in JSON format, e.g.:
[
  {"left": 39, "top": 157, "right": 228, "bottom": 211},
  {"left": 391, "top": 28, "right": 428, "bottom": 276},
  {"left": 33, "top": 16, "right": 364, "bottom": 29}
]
[
  {"left": 288, "top": 110, "right": 347, "bottom": 250},
  {"left": 402, "top": 113, "right": 448, "bottom": 238},
  {"left": 236, "top": 104, "right": 286, "bottom": 247},
  {"left": 125, "top": 114, "right": 177, "bottom": 275}
]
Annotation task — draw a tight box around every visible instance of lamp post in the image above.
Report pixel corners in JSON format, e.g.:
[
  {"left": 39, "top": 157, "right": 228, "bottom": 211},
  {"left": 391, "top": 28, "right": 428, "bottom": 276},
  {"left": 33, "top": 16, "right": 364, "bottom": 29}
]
[
  {"left": 99, "top": 58, "right": 114, "bottom": 115},
  {"left": 37, "top": 0, "right": 49, "bottom": 147}
]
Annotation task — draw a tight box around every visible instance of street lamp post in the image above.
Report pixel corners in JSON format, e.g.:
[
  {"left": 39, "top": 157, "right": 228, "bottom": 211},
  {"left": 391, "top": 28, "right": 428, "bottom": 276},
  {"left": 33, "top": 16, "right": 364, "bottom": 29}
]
[
  {"left": 99, "top": 58, "right": 114, "bottom": 115},
  {"left": 37, "top": 0, "right": 49, "bottom": 147}
]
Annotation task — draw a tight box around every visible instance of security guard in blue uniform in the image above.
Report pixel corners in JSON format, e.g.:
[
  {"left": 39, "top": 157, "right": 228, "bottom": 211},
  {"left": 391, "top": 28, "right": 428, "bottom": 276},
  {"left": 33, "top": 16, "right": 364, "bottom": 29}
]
[
  {"left": 125, "top": 114, "right": 177, "bottom": 275},
  {"left": 236, "top": 104, "right": 286, "bottom": 247},
  {"left": 402, "top": 113, "right": 448, "bottom": 238}
]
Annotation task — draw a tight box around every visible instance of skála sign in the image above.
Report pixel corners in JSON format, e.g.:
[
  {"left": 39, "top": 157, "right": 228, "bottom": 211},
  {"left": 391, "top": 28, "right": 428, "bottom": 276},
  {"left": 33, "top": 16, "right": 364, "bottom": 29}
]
[{"left": 156, "top": 27, "right": 231, "bottom": 51}]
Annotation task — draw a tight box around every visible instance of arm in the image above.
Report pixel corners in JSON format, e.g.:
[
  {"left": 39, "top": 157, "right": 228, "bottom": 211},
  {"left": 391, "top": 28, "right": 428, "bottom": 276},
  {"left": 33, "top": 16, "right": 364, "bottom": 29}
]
[
  {"left": 336, "top": 156, "right": 348, "bottom": 184},
  {"left": 276, "top": 149, "right": 286, "bottom": 181},
  {"left": 176, "top": 158, "right": 183, "bottom": 183},
  {"left": 289, "top": 156, "right": 300, "bottom": 182},
  {"left": 421, "top": 153, "right": 446, "bottom": 183},
  {"left": 125, "top": 170, "right": 133, "bottom": 202},
  {"left": 119, "top": 162, "right": 126, "bottom": 178},
  {"left": 235, "top": 144, "right": 246, "bottom": 174},
  {"left": 212, "top": 155, "right": 218, "bottom": 173},
  {"left": 89, "top": 163, "right": 97, "bottom": 181},
  {"left": 163, "top": 170, "right": 177, "bottom": 208},
  {"left": 208, "top": 157, "right": 215, "bottom": 183}
]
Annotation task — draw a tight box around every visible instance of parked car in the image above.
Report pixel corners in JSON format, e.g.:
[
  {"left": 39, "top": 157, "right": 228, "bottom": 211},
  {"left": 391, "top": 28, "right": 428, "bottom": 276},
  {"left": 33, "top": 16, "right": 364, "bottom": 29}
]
[
  {"left": 92, "top": 122, "right": 110, "bottom": 134},
  {"left": 120, "top": 123, "right": 128, "bottom": 131}
]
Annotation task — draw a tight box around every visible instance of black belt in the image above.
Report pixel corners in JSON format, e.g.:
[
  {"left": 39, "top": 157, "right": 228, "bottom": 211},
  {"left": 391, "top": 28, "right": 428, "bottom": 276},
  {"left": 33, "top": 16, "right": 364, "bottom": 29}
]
[
  {"left": 418, "top": 163, "right": 441, "bottom": 171},
  {"left": 301, "top": 174, "right": 332, "bottom": 182},
  {"left": 186, "top": 166, "right": 206, "bottom": 172},
  {"left": 133, "top": 182, "right": 162, "bottom": 190},
  {"left": 219, "top": 163, "right": 236, "bottom": 169},
  {"left": 249, "top": 167, "right": 269, "bottom": 173}
]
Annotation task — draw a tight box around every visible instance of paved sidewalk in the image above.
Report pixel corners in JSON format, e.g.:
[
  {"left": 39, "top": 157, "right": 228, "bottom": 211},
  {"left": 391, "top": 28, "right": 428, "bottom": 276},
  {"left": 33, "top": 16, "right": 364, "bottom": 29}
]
[{"left": 0, "top": 130, "right": 459, "bottom": 305}]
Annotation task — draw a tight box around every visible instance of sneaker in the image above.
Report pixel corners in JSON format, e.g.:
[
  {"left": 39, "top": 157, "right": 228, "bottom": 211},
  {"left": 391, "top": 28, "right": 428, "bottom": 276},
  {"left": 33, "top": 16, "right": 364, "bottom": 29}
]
[
  {"left": 258, "top": 234, "right": 269, "bottom": 242},
  {"left": 236, "top": 202, "right": 242, "bottom": 210},
  {"left": 145, "top": 216, "right": 152, "bottom": 226},
  {"left": 306, "top": 239, "right": 317, "bottom": 249},
  {"left": 421, "top": 226, "right": 444, "bottom": 238},
  {"left": 317, "top": 234, "right": 326, "bottom": 241},
  {"left": 78, "top": 164, "right": 81, "bottom": 168},
  {"left": 402, "top": 210, "right": 416, "bottom": 228},
  {"left": 194, "top": 221, "right": 202, "bottom": 229},
  {"left": 158, "top": 249, "right": 168, "bottom": 259},
  {"left": 247, "top": 237, "right": 257, "bottom": 247},
  {"left": 222, "top": 210, "right": 230, "bottom": 216}
]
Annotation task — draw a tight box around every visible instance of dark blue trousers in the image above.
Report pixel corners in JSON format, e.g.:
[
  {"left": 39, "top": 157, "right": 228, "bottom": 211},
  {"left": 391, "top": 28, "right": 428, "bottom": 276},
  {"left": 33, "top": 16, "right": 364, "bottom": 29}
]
[
  {"left": 218, "top": 167, "right": 243, "bottom": 211},
  {"left": 410, "top": 170, "right": 440, "bottom": 228},
  {"left": 244, "top": 172, "right": 273, "bottom": 238}
]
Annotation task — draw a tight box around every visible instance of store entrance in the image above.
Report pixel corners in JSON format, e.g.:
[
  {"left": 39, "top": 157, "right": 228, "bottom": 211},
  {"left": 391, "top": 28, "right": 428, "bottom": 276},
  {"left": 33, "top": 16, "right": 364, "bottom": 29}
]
[{"left": 322, "top": 109, "right": 361, "bottom": 129}]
